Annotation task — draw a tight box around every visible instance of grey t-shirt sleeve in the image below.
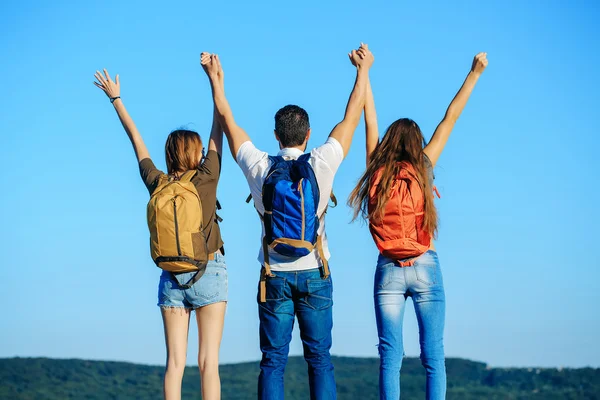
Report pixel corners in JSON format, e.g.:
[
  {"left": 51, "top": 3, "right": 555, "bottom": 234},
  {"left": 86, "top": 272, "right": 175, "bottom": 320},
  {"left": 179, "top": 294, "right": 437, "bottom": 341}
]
[{"left": 138, "top": 158, "right": 164, "bottom": 195}]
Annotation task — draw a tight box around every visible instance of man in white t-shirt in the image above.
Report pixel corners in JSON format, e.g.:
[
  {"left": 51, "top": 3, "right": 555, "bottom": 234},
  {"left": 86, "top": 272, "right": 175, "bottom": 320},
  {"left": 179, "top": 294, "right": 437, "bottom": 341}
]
[{"left": 202, "top": 45, "right": 374, "bottom": 400}]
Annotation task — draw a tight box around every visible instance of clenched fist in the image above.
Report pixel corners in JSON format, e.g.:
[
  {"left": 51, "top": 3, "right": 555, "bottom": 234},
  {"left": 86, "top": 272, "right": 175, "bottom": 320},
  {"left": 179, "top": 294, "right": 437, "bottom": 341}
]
[{"left": 471, "top": 52, "right": 488, "bottom": 75}]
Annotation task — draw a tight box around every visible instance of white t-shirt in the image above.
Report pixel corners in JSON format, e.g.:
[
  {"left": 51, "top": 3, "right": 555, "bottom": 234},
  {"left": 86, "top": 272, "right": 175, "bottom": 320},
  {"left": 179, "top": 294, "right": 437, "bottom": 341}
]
[{"left": 236, "top": 137, "right": 344, "bottom": 271}]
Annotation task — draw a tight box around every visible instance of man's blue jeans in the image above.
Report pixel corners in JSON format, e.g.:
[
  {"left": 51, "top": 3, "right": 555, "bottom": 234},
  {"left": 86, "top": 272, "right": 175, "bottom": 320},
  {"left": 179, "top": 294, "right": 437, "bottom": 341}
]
[
  {"left": 257, "top": 268, "right": 336, "bottom": 400},
  {"left": 374, "top": 250, "right": 446, "bottom": 400}
]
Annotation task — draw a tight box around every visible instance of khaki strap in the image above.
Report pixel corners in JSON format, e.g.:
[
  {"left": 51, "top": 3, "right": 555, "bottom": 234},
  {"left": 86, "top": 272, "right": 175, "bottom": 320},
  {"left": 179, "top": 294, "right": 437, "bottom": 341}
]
[
  {"left": 180, "top": 170, "right": 197, "bottom": 182},
  {"left": 151, "top": 174, "right": 171, "bottom": 196},
  {"left": 262, "top": 236, "right": 272, "bottom": 277},
  {"left": 260, "top": 236, "right": 275, "bottom": 303},
  {"left": 269, "top": 238, "right": 315, "bottom": 251},
  {"left": 260, "top": 268, "right": 267, "bottom": 303},
  {"left": 316, "top": 235, "right": 330, "bottom": 279}
]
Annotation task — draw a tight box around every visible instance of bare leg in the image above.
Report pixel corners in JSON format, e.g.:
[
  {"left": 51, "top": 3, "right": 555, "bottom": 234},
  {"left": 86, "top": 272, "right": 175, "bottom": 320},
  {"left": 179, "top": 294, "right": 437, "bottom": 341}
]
[
  {"left": 195, "top": 301, "right": 227, "bottom": 400},
  {"left": 161, "top": 307, "right": 191, "bottom": 400}
]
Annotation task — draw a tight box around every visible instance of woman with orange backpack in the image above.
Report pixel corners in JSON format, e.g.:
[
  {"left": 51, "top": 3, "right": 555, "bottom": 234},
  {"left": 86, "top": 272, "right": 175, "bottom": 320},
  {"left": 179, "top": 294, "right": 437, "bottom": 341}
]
[
  {"left": 93, "top": 60, "right": 227, "bottom": 400},
  {"left": 348, "top": 52, "right": 488, "bottom": 399}
]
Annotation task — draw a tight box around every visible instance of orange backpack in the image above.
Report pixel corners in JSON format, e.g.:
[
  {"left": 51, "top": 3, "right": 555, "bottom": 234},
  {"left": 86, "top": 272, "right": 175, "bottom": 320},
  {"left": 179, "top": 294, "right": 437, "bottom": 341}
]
[{"left": 368, "top": 162, "right": 436, "bottom": 266}]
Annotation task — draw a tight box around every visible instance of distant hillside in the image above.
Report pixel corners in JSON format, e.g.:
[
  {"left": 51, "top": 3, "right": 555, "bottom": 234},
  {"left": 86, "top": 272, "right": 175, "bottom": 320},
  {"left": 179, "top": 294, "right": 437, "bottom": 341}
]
[{"left": 0, "top": 356, "right": 598, "bottom": 399}]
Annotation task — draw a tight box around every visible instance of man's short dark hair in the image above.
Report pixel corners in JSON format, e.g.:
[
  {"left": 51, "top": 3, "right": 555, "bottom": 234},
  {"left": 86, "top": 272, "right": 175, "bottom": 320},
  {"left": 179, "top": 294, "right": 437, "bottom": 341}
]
[{"left": 274, "top": 105, "right": 310, "bottom": 148}]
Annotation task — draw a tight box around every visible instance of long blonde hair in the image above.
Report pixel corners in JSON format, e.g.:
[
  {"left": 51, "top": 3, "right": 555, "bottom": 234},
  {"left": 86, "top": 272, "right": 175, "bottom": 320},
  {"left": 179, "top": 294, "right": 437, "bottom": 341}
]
[{"left": 348, "top": 118, "right": 438, "bottom": 236}]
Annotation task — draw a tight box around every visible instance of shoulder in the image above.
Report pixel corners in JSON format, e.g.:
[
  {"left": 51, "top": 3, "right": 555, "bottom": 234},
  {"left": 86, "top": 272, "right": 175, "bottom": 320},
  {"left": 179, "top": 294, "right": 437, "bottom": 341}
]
[
  {"left": 311, "top": 137, "right": 343, "bottom": 160},
  {"left": 309, "top": 137, "right": 344, "bottom": 174},
  {"left": 236, "top": 140, "right": 269, "bottom": 174},
  {"left": 205, "top": 149, "right": 222, "bottom": 165},
  {"left": 199, "top": 150, "right": 222, "bottom": 173},
  {"left": 138, "top": 158, "right": 166, "bottom": 194},
  {"left": 139, "top": 157, "right": 158, "bottom": 172}
]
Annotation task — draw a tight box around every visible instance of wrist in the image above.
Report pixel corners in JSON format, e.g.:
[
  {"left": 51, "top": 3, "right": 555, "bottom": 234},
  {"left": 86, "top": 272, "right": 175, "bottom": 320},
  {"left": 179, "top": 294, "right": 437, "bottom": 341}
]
[
  {"left": 110, "top": 96, "right": 121, "bottom": 104},
  {"left": 356, "top": 66, "right": 370, "bottom": 76}
]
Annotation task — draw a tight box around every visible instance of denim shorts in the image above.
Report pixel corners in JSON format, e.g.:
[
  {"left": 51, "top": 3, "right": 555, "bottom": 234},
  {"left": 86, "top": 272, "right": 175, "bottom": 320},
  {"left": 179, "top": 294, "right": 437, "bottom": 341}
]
[{"left": 157, "top": 253, "right": 227, "bottom": 309}]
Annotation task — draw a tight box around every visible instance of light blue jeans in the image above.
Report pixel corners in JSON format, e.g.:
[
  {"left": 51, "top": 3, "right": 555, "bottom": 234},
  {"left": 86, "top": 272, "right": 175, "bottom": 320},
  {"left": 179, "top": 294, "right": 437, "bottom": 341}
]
[
  {"left": 374, "top": 250, "right": 446, "bottom": 399},
  {"left": 157, "top": 253, "right": 228, "bottom": 309}
]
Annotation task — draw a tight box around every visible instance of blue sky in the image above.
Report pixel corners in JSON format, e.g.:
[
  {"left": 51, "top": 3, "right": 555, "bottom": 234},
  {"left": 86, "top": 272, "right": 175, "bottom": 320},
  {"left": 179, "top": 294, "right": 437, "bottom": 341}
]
[{"left": 1, "top": 0, "right": 598, "bottom": 369}]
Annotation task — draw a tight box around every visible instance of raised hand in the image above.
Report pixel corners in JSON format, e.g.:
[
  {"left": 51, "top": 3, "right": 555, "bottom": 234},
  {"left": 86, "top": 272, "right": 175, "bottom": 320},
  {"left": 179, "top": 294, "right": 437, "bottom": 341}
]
[
  {"left": 93, "top": 69, "right": 120, "bottom": 100},
  {"left": 348, "top": 43, "right": 374, "bottom": 71},
  {"left": 92, "top": 69, "right": 149, "bottom": 161},
  {"left": 201, "top": 52, "right": 224, "bottom": 87},
  {"left": 471, "top": 52, "right": 488, "bottom": 75}
]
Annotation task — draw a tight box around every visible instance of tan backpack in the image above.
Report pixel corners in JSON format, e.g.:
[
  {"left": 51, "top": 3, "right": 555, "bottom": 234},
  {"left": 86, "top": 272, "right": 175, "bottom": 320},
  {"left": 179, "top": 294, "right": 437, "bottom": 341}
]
[{"left": 147, "top": 170, "right": 208, "bottom": 288}]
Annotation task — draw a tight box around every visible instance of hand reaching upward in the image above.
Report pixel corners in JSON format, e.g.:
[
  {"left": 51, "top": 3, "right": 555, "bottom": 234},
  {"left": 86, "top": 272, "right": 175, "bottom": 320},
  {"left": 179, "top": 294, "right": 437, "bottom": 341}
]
[
  {"left": 94, "top": 68, "right": 120, "bottom": 100},
  {"left": 348, "top": 43, "right": 374, "bottom": 71},
  {"left": 201, "top": 52, "right": 224, "bottom": 88},
  {"left": 471, "top": 52, "right": 488, "bottom": 75}
]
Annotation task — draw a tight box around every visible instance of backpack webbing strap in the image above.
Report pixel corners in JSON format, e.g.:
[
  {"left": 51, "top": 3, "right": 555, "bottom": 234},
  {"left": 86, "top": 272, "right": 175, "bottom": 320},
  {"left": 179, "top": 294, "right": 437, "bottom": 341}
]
[
  {"left": 259, "top": 235, "right": 330, "bottom": 302},
  {"left": 316, "top": 235, "right": 330, "bottom": 279},
  {"left": 260, "top": 235, "right": 275, "bottom": 303},
  {"left": 173, "top": 269, "right": 203, "bottom": 290}
]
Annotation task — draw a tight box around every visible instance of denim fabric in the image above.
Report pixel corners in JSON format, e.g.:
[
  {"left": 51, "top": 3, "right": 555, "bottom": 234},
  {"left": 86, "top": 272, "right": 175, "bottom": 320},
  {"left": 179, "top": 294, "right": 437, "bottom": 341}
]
[
  {"left": 257, "top": 268, "right": 336, "bottom": 400},
  {"left": 157, "top": 253, "right": 227, "bottom": 309},
  {"left": 374, "top": 250, "right": 446, "bottom": 400}
]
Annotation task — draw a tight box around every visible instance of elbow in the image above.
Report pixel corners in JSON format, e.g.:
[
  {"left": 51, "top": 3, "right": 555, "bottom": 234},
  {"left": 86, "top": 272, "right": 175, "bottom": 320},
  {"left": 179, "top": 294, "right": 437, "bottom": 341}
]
[
  {"left": 344, "top": 110, "right": 363, "bottom": 129},
  {"left": 445, "top": 107, "right": 460, "bottom": 124}
]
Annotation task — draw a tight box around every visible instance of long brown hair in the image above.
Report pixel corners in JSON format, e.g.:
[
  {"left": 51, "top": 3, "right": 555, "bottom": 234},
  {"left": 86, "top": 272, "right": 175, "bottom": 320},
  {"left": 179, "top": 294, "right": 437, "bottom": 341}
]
[
  {"left": 165, "top": 129, "right": 203, "bottom": 175},
  {"left": 348, "top": 118, "right": 438, "bottom": 236}
]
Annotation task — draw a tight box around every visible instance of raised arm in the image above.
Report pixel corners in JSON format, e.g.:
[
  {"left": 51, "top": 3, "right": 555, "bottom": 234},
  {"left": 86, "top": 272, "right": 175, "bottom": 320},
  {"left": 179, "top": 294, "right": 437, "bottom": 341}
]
[
  {"left": 205, "top": 54, "right": 225, "bottom": 156},
  {"left": 364, "top": 77, "right": 379, "bottom": 166},
  {"left": 93, "top": 69, "right": 150, "bottom": 162},
  {"left": 207, "top": 106, "right": 224, "bottom": 156},
  {"left": 329, "top": 43, "right": 375, "bottom": 158},
  {"left": 424, "top": 52, "right": 488, "bottom": 167},
  {"left": 201, "top": 52, "right": 250, "bottom": 161}
]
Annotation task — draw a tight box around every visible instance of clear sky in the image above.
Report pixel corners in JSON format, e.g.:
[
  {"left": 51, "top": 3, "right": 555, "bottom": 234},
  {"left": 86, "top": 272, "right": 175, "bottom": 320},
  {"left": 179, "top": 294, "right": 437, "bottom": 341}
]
[{"left": 1, "top": 0, "right": 598, "bottom": 369}]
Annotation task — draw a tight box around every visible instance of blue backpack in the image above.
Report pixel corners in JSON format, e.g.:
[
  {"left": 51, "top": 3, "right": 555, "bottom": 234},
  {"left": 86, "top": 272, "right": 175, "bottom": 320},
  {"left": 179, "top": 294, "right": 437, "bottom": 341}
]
[{"left": 251, "top": 154, "right": 333, "bottom": 301}]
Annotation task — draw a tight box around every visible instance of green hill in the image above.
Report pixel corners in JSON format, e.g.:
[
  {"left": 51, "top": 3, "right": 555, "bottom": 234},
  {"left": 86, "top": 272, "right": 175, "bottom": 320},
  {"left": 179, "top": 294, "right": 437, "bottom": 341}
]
[{"left": 1, "top": 356, "right": 598, "bottom": 399}]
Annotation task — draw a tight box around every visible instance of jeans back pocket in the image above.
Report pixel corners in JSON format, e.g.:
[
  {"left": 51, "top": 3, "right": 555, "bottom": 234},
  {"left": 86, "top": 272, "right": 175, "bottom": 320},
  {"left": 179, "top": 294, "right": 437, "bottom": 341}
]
[{"left": 305, "top": 278, "right": 333, "bottom": 310}]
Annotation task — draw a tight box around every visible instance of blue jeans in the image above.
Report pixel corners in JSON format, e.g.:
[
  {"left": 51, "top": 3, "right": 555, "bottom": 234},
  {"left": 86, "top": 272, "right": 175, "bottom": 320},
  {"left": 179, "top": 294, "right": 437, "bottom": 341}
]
[
  {"left": 257, "top": 268, "right": 336, "bottom": 400},
  {"left": 374, "top": 250, "right": 446, "bottom": 400}
]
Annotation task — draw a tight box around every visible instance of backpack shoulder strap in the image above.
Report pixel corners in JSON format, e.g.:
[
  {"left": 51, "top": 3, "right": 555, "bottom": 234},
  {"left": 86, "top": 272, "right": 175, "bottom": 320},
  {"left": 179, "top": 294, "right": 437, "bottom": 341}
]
[
  {"left": 268, "top": 155, "right": 284, "bottom": 165},
  {"left": 297, "top": 153, "right": 311, "bottom": 163},
  {"left": 180, "top": 170, "right": 197, "bottom": 182},
  {"left": 150, "top": 173, "right": 171, "bottom": 196}
]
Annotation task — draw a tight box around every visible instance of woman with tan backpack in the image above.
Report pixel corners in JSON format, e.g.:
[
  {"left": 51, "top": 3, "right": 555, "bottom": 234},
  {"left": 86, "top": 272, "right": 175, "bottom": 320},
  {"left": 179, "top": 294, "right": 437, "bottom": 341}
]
[{"left": 93, "top": 62, "right": 227, "bottom": 400}]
